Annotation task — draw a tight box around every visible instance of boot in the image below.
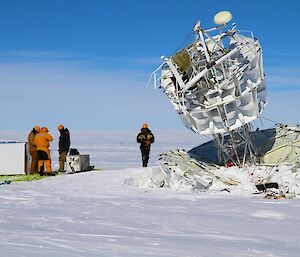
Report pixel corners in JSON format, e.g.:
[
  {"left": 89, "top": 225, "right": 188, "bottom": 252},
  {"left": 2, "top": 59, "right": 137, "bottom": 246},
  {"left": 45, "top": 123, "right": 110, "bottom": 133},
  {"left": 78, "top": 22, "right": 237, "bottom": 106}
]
[{"left": 44, "top": 171, "right": 56, "bottom": 176}]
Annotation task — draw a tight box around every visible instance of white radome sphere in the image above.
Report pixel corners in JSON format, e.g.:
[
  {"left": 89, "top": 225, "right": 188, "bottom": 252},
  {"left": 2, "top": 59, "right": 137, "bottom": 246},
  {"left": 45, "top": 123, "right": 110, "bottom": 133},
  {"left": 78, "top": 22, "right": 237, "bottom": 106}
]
[{"left": 214, "top": 11, "right": 232, "bottom": 25}]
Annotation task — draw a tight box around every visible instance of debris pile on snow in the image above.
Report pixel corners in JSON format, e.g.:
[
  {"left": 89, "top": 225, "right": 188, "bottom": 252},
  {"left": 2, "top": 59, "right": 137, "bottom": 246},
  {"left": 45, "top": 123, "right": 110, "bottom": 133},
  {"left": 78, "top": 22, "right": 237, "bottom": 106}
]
[{"left": 125, "top": 149, "right": 300, "bottom": 198}]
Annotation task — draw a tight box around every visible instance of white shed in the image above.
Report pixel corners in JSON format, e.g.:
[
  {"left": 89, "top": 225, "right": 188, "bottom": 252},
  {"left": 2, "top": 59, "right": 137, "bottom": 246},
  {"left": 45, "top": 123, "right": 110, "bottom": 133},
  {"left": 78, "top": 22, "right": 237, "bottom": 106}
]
[{"left": 0, "top": 141, "right": 29, "bottom": 175}]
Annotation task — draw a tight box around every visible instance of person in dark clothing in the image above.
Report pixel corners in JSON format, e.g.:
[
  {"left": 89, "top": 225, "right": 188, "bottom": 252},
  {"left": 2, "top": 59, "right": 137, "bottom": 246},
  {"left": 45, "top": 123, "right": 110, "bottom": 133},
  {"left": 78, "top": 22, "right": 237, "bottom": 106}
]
[
  {"left": 57, "top": 124, "right": 71, "bottom": 171},
  {"left": 137, "top": 123, "right": 155, "bottom": 167}
]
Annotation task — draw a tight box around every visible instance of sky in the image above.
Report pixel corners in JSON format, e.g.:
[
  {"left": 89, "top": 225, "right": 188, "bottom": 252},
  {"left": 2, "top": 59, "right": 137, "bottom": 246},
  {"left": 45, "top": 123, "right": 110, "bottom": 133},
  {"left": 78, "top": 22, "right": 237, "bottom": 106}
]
[{"left": 0, "top": 0, "right": 299, "bottom": 131}]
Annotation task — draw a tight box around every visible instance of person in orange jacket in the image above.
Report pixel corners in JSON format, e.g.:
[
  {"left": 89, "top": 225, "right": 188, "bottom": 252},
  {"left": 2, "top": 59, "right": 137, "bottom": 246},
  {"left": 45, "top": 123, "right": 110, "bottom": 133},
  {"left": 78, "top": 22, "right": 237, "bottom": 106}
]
[
  {"left": 27, "top": 125, "right": 40, "bottom": 174},
  {"left": 33, "top": 127, "right": 53, "bottom": 175}
]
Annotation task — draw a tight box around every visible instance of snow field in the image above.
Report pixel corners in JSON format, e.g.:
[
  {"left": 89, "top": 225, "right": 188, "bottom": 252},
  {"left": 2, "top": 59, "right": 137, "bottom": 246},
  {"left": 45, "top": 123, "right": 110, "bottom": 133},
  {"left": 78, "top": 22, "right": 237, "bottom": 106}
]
[{"left": 0, "top": 130, "right": 299, "bottom": 256}]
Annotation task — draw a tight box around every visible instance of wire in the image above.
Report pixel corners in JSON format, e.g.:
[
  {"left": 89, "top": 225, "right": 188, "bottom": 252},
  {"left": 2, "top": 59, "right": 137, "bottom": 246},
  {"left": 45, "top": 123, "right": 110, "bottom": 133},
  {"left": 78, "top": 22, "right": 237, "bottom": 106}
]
[
  {"left": 172, "top": 32, "right": 194, "bottom": 55},
  {"left": 260, "top": 116, "right": 282, "bottom": 125}
]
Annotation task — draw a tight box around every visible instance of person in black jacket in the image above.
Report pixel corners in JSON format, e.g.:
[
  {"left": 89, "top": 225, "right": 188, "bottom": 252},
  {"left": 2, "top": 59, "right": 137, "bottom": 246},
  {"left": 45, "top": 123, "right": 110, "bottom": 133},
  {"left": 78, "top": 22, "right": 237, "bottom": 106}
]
[
  {"left": 57, "top": 124, "right": 71, "bottom": 171},
  {"left": 137, "top": 123, "right": 155, "bottom": 167}
]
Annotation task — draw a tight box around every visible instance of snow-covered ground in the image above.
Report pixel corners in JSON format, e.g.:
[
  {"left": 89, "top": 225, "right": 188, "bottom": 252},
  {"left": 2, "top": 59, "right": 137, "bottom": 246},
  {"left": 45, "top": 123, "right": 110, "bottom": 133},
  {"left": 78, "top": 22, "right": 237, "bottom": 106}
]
[{"left": 0, "top": 130, "right": 300, "bottom": 257}]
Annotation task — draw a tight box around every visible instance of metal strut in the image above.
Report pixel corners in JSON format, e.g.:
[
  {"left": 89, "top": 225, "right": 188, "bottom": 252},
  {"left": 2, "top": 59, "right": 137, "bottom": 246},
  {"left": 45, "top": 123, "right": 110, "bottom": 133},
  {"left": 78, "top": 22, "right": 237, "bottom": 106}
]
[{"left": 213, "top": 124, "right": 258, "bottom": 166}]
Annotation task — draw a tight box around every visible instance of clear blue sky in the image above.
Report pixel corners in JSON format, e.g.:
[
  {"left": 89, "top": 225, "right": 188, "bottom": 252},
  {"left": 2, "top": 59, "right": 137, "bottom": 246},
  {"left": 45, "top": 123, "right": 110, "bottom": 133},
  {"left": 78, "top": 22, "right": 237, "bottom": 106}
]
[{"left": 0, "top": 0, "right": 299, "bottom": 131}]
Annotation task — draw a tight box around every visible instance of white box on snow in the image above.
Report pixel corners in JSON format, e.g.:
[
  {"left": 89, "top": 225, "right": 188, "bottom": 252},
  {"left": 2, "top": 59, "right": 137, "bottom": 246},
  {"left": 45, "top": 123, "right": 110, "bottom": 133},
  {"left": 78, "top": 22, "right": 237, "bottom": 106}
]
[
  {"left": 0, "top": 141, "right": 29, "bottom": 175},
  {"left": 66, "top": 155, "right": 90, "bottom": 173}
]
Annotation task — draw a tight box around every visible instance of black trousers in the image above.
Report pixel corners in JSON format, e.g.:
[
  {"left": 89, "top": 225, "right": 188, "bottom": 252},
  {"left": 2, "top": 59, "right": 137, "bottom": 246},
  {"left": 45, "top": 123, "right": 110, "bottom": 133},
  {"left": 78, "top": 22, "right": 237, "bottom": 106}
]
[
  {"left": 140, "top": 146, "right": 150, "bottom": 167},
  {"left": 37, "top": 150, "right": 49, "bottom": 160}
]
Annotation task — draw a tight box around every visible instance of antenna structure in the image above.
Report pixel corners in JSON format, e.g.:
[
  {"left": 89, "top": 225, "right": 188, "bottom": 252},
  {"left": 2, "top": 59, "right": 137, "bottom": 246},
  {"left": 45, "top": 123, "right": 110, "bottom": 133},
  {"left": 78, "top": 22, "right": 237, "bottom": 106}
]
[{"left": 149, "top": 11, "right": 267, "bottom": 166}]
